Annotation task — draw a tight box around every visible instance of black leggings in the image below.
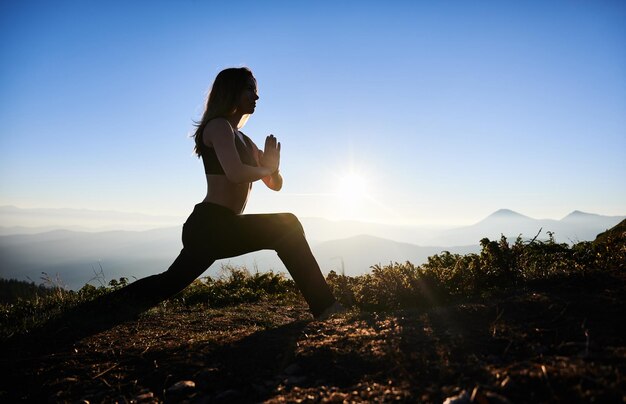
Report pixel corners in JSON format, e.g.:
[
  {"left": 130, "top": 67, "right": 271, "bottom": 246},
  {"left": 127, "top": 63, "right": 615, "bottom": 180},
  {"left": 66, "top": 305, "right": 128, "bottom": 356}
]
[{"left": 118, "top": 202, "right": 336, "bottom": 317}]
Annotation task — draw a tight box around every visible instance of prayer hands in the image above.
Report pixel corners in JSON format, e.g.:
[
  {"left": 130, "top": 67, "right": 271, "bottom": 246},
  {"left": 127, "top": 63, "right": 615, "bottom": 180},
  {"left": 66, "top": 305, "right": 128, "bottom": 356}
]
[{"left": 259, "top": 134, "right": 281, "bottom": 173}]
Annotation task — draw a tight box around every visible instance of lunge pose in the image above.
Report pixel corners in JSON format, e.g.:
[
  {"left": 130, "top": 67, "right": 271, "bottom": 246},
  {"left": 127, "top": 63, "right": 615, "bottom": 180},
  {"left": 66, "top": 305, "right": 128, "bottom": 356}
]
[{"left": 118, "top": 67, "right": 340, "bottom": 318}]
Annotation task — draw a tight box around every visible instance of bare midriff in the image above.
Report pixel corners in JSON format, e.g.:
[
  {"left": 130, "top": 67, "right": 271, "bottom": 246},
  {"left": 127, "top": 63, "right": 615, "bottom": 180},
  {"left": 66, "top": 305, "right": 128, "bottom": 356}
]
[{"left": 202, "top": 174, "right": 252, "bottom": 214}]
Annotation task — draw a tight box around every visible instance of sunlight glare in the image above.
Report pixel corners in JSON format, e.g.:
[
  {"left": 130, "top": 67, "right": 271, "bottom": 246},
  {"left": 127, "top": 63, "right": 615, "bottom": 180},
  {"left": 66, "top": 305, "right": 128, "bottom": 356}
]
[
  {"left": 335, "top": 172, "right": 370, "bottom": 215},
  {"left": 337, "top": 173, "right": 368, "bottom": 199}
]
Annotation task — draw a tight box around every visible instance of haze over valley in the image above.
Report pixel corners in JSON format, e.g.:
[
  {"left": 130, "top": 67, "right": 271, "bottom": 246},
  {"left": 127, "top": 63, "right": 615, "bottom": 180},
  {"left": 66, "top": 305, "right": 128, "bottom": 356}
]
[{"left": 1, "top": 206, "right": 622, "bottom": 290}]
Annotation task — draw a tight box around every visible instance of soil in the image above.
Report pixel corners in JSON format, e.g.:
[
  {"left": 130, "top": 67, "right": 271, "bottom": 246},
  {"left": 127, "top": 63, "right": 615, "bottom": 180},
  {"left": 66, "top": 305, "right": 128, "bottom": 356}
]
[{"left": 1, "top": 270, "right": 625, "bottom": 403}]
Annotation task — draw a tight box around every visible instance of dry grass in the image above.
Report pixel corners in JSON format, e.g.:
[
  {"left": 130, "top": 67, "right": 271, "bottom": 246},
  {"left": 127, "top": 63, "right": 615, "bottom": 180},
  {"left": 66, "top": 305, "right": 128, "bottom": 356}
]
[{"left": 1, "top": 270, "right": 624, "bottom": 403}]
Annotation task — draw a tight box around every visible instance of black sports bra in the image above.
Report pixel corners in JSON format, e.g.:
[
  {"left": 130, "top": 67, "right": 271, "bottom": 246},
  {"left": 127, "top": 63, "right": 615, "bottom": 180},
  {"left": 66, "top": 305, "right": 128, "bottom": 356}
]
[{"left": 200, "top": 130, "right": 258, "bottom": 175}]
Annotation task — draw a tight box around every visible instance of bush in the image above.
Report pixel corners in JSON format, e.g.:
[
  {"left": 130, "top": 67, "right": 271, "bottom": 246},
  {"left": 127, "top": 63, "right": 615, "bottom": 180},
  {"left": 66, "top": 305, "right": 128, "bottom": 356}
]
[
  {"left": 173, "top": 266, "right": 298, "bottom": 308},
  {"left": 0, "top": 277, "right": 123, "bottom": 339},
  {"left": 326, "top": 231, "right": 624, "bottom": 311}
]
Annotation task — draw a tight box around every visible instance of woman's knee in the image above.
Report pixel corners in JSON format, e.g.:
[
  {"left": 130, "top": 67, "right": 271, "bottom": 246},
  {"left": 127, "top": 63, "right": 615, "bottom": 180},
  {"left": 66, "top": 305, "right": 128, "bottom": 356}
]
[{"left": 277, "top": 213, "right": 304, "bottom": 234}]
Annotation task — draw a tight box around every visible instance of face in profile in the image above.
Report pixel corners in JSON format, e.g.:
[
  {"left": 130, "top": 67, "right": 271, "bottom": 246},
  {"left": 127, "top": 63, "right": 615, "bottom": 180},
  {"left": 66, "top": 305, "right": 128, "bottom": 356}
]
[{"left": 237, "top": 77, "right": 259, "bottom": 115}]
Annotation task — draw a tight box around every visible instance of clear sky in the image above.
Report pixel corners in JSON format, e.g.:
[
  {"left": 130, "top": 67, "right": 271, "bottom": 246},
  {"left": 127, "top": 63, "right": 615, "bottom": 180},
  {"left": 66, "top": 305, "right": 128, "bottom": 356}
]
[{"left": 1, "top": 0, "right": 625, "bottom": 226}]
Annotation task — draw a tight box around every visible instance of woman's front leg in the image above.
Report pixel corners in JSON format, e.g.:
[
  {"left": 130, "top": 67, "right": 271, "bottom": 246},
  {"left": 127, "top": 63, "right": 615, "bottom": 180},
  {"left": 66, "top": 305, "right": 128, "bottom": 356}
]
[{"left": 233, "top": 213, "right": 336, "bottom": 317}]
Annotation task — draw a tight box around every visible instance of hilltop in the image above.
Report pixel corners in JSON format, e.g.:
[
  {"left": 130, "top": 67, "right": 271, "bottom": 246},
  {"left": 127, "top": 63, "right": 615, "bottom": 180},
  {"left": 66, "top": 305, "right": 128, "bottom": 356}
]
[
  {"left": 0, "top": 221, "right": 624, "bottom": 402},
  {"left": 1, "top": 272, "right": 624, "bottom": 402}
]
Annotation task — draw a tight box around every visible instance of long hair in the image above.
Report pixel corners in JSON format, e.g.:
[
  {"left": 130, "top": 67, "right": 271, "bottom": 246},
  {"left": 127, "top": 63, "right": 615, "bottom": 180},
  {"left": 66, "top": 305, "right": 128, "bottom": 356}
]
[{"left": 193, "top": 67, "right": 255, "bottom": 157}]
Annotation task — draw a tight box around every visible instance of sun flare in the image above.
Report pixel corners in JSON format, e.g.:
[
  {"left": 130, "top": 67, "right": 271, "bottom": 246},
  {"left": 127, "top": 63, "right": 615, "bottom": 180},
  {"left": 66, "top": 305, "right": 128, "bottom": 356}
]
[{"left": 335, "top": 172, "right": 370, "bottom": 207}]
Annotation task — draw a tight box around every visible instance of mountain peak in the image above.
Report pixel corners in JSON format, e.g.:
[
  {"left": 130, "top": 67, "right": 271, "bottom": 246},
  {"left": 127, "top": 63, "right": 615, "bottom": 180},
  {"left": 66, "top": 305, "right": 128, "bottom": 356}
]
[
  {"left": 564, "top": 210, "right": 592, "bottom": 217},
  {"left": 561, "top": 210, "right": 603, "bottom": 221},
  {"left": 471, "top": 209, "right": 530, "bottom": 227},
  {"left": 487, "top": 209, "right": 528, "bottom": 219}
]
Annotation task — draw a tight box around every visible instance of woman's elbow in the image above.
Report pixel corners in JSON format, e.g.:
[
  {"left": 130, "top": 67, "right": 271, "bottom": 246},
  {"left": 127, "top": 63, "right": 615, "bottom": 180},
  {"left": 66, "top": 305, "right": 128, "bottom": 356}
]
[{"left": 272, "top": 176, "right": 283, "bottom": 191}]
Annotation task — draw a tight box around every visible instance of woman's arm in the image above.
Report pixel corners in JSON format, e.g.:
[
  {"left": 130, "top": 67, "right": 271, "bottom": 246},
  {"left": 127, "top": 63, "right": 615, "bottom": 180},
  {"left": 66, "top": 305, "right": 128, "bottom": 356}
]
[{"left": 203, "top": 119, "right": 274, "bottom": 183}]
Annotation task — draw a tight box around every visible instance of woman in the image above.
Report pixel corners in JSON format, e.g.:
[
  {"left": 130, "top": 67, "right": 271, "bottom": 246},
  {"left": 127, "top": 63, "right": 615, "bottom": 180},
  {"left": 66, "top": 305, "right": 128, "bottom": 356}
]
[{"left": 120, "top": 67, "right": 341, "bottom": 319}]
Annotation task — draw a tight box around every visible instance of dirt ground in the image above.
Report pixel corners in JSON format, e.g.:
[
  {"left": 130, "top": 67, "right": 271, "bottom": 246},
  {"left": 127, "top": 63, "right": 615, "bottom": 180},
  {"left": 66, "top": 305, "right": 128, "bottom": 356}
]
[{"left": 1, "top": 270, "right": 625, "bottom": 403}]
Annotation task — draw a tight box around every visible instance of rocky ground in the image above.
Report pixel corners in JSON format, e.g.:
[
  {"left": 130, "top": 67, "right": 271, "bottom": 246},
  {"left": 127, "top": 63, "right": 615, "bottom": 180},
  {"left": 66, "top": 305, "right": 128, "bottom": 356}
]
[{"left": 1, "top": 270, "right": 625, "bottom": 403}]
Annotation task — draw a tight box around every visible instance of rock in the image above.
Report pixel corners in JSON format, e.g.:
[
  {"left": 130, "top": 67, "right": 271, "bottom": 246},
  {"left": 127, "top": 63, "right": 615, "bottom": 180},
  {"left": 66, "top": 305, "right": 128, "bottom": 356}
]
[
  {"left": 442, "top": 389, "right": 471, "bottom": 404},
  {"left": 134, "top": 391, "right": 154, "bottom": 402},
  {"left": 167, "top": 380, "right": 196, "bottom": 394}
]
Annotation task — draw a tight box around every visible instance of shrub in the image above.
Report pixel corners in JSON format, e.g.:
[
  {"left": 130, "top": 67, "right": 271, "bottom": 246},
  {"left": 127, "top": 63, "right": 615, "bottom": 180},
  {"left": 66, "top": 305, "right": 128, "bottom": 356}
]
[
  {"left": 327, "top": 231, "right": 624, "bottom": 311},
  {"left": 173, "top": 266, "right": 298, "bottom": 308},
  {"left": 0, "top": 277, "right": 125, "bottom": 339}
]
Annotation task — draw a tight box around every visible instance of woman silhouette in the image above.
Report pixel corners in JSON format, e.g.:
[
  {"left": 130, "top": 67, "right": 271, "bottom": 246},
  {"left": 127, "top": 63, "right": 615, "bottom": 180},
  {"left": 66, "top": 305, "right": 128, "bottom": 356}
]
[{"left": 119, "top": 67, "right": 341, "bottom": 319}]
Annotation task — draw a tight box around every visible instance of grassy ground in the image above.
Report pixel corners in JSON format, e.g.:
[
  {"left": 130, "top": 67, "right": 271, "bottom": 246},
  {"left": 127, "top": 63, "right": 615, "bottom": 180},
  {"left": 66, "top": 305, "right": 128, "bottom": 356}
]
[{"left": 1, "top": 269, "right": 624, "bottom": 403}]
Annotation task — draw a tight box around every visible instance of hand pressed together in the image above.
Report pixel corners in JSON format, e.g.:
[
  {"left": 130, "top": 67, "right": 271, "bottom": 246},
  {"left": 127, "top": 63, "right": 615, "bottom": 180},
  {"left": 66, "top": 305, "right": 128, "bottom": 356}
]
[{"left": 258, "top": 134, "right": 281, "bottom": 173}]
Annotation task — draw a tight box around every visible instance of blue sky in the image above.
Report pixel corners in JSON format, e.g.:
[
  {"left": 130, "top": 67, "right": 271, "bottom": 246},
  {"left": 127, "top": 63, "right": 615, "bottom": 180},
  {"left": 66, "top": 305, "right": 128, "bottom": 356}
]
[{"left": 1, "top": 1, "right": 624, "bottom": 226}]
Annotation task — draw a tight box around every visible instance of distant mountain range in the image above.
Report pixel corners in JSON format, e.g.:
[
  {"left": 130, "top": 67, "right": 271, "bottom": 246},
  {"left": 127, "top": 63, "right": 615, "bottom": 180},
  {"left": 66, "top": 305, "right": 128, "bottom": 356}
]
[
  {"left": 0, "top": 228, "right": 183, "bottom": 289},
  {"left": 301, "top": 209, "right": 624, "bottom": 246},
  {"left": 312, "top": 235, "right": 477, "bottom": 276},
  {"left": 424, "top": 209, "right": 625, "bottom": 246},
  {"left": 0, "top": 205, "right": 182, "bottom": 234},
  {"left": 0, "top": 207, "right": 622, "bottom": 289}
]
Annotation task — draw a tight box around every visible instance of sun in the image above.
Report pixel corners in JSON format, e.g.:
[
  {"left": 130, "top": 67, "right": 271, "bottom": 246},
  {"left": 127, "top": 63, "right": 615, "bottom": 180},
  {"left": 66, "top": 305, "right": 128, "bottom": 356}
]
[
  {"left": 334, "top": 171, "right": 371, "bottom": 218},
  {"left": 330, "top": 168, "right": 393, "bottom": 222},
  {"left": 336, "top": 172, "right": 368, "bottom": 201}
]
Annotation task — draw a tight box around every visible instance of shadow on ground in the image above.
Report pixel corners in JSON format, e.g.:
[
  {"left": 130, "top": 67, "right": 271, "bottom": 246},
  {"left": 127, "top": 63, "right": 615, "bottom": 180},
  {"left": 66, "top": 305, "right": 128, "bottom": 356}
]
[{"left": 1, "top": 271, "right": 625, "bottom": 402}]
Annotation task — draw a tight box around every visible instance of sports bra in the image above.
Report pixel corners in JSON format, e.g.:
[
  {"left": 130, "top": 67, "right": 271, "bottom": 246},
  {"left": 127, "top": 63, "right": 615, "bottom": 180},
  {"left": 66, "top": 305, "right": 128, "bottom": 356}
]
[{"left": 200, "top": 128, "right": 258, "bottom": 175}]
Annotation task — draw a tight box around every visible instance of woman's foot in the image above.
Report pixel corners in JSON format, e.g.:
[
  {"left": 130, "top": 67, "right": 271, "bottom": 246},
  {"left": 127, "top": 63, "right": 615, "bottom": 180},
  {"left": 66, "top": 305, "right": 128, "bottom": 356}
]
[{"left": 315, "top": 301, "right": 347, "bottom": 321}]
